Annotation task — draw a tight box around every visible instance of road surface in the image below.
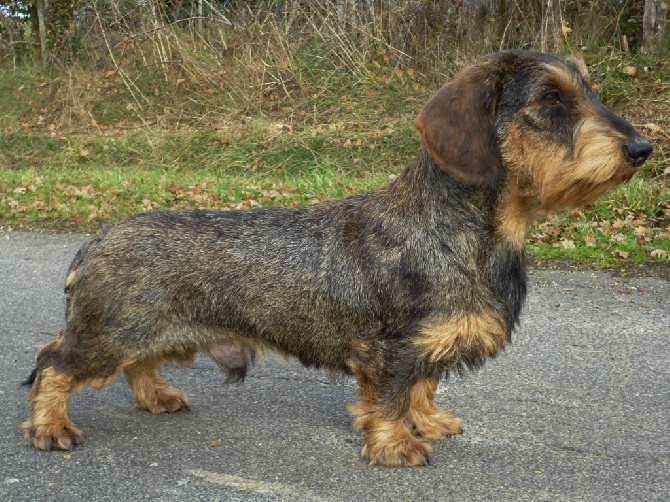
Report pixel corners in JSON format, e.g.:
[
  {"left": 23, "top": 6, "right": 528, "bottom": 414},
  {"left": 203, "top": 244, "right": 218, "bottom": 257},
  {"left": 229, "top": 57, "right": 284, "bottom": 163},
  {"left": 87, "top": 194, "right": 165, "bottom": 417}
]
[{"left": 1, "top": 230, "right": 668, "bottom": 501}]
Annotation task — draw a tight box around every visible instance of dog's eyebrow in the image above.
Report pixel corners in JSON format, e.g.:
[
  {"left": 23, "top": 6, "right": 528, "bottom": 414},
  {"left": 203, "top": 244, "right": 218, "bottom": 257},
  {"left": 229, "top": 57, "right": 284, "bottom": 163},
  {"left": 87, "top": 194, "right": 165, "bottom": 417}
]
[
  {"left": 539, "top": 62, "right": 575, "bottom": 89},
  {"left": 538, "top": 61, "right": 591, "bottom": 94}
]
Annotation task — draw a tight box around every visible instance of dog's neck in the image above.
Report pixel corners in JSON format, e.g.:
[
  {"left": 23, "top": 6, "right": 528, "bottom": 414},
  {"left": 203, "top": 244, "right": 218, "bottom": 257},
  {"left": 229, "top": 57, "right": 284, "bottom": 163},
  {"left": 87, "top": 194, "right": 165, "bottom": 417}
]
[
  {"left": 493, "top": 182, "right": 535, "bottom": 251},
  {"left": 390, "top": 150, "right": 534, "bottom": 249}
]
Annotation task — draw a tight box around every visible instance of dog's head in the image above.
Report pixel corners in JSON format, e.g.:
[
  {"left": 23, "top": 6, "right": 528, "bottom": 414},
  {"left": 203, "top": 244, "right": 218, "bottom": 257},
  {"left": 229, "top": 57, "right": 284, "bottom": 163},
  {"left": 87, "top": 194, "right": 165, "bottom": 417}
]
[{"left": 414, "top": 50, "right": 652, "bottom": 211}]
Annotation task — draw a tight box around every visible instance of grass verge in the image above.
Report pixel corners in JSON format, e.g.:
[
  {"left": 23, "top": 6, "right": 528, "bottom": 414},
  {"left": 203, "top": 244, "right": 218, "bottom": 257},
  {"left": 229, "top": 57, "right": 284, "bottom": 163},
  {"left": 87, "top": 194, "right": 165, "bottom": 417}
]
[{"left": 2, "top": 120, "right": 668, "bottom": 267}]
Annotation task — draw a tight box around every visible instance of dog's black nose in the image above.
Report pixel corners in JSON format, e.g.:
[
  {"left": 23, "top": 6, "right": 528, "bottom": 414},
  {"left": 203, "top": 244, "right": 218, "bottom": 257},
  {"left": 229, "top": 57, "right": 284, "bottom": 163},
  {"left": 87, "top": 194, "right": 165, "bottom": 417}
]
[{"left": 623, "top": 139, "right": 653, "bottom": 167}]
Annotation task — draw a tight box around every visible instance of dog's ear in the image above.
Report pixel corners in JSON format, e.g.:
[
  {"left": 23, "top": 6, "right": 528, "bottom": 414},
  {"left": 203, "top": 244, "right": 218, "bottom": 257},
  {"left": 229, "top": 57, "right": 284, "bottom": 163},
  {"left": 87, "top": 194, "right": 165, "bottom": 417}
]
[{"left": 414, "top": 63, "right": 504, "bottom": 185}]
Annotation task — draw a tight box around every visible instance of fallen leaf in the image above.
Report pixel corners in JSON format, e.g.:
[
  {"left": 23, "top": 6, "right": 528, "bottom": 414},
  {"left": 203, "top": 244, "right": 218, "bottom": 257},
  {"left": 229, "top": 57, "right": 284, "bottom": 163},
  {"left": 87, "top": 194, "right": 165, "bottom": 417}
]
[
  {"left": 554, "top": 239, "right": 575, "bottom": 249},
  {"left": 583, "top": 234, "right": 597, "bottom": 247},
  {"left": 561, "top": 19, "right": 572, "bottom": 37}
]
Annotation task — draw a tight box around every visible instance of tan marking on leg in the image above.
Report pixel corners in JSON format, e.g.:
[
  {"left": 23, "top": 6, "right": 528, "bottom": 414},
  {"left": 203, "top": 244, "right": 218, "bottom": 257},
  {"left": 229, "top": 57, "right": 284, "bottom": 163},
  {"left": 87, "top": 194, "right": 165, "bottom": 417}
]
[
  {"left": 350, "top": 400, "right": 432, "bottom": 467},
  {"left": 20, "top": 367, "right": 82, "bottom": 451},
  {"left": 347, "top": 367, "right": 431, "bottom": 467},
  {"left": 124, "top": 358, "right": 192, "bottom": 414},
  {"left": 405, "top": 378, "right": 463, "bottom": 440},
  {"left": 164, "top": 348, "right": 197, "bottom": 368},
  {"left": 37, "top": 336, "right": 63, "bottom": 355},
  {"left": 415, "top": 310, "right": 507, "bottom": 365}
]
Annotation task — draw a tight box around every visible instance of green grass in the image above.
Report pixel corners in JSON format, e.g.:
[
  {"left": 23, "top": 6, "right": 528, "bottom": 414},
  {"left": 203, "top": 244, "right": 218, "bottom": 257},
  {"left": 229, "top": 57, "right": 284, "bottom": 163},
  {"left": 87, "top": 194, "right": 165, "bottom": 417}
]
[
  {"left": 1, "top": 165, "right": 391, "bottom": 229},
  {"left": 0, "top": 69, "right": 37, "bottom": 129},
  {"left": 527, "top": 179, "right": 670, "bottom": 266},
  {"left": 0, "top": 120, "right": 404, "bottom": 230},
  {"left": 529, "top": 232, "right": 670, "bottom": 266},
  {"left": 2, "top": 127, "right": 667, "bottom": 265}
]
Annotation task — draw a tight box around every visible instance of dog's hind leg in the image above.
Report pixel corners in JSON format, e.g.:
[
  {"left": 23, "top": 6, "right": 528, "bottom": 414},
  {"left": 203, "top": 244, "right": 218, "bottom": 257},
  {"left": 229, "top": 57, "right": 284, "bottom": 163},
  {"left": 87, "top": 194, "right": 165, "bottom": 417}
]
[
  {"left": 20, "top": 337, "right": 132, "bottom": 450},
  {"left": 20, "top": 363, "right": 81, "bottom": 451},
  {"left": 123, "top": 351, "right": 195, "bottom": 414}
]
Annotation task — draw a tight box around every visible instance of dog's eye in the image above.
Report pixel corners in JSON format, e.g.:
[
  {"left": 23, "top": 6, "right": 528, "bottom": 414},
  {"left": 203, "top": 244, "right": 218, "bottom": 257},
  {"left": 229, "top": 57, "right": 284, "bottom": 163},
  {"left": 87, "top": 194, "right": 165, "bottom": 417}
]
[{"left": 542, "top": 91, "right": 561, "bottom": 106}]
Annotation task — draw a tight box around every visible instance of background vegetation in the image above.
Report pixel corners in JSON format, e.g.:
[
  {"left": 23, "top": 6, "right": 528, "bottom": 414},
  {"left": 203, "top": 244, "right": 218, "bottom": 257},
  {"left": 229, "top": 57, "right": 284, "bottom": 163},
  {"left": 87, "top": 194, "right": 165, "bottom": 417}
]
[{"left": 1, "top": 0, "right": 668, "bottom": 266}]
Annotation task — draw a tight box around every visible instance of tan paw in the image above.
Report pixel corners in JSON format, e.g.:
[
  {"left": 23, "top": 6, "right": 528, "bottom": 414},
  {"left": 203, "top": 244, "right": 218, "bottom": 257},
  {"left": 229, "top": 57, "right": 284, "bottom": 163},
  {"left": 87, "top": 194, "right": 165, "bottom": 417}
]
[
  {"left": 143, "top": 390, "right": 192, "bottom": 414},
  {"left": 362, "top": 427, "right": 433, "bottom": 467},
  {"left": 407, "top": 407, "right": 463, "bottom": 440},
  {"left": 21, "top": 420, "right": 82, "bottom": 451}
]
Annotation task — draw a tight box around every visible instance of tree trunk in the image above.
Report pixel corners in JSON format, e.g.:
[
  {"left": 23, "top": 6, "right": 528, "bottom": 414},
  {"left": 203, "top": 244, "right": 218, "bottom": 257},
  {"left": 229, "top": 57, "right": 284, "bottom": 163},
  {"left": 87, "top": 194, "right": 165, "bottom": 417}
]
[
  {"left": 45, "top": 0, "right": 78, "bottom": 65},
  {"left": 35, "top": 0, "right": 48, "bottom": 66},
  {"left": 541, "top": 0, "right": 562, "bottom": 53},
  {"left": 642, "top": 0, "right": 668, "bottom": 53}
]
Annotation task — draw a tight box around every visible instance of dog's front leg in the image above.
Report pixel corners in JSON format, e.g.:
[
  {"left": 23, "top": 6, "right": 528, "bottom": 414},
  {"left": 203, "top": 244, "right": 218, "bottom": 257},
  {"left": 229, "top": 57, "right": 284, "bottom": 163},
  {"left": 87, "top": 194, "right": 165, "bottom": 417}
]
[
  {"left": 405, "top": 377, "right": 463, "bottom": 440},
  {"left": 348, "top": 370, "right": 432, "bottom": 467}
]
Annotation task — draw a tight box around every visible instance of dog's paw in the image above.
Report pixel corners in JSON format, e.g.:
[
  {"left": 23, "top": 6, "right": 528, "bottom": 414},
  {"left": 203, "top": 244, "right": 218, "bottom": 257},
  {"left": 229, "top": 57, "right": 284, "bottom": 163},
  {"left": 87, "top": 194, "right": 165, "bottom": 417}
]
[
  {"left": 130, "top": 376, "right": 192, "bottom": 414},
  {"left": 407, "top": 407, "right": 463, "bottom": 440},
  {"left": 21, "top": 420, "right": 82, "bottom": 451},
  {"left": 362, "top": 428, "right": 433, "bottom": 467},
  {"left": 144, "top": 391, "right": 192, "bottom": 414}
]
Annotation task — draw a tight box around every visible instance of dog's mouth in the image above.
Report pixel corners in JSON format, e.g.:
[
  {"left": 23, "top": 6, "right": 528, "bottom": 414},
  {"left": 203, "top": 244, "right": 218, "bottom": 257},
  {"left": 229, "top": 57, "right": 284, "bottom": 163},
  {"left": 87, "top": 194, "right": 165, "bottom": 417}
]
[{"left": 616, "top": 148, "right": 649, "bottom": 182}]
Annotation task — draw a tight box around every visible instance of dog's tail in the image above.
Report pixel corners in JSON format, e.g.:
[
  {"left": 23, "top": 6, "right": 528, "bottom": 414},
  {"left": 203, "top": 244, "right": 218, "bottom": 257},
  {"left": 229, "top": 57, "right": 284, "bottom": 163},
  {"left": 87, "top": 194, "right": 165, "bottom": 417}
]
[{"left": 22, "top": 368, "right": 37, "bottom": 386}]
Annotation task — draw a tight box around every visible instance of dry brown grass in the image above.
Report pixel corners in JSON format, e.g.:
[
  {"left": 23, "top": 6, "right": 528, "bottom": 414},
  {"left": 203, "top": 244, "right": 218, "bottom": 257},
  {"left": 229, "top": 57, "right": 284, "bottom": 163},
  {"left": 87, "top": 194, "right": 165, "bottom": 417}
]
[{"left": 4, "top": 0, "right": 656, "bottom": 131}]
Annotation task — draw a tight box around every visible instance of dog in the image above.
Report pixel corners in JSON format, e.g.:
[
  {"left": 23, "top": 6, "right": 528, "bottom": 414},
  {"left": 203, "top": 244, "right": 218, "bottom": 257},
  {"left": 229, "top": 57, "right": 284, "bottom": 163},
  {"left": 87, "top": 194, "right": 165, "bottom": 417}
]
[{"left": 21, "top": 50, "right": 652, "bottom": 466}]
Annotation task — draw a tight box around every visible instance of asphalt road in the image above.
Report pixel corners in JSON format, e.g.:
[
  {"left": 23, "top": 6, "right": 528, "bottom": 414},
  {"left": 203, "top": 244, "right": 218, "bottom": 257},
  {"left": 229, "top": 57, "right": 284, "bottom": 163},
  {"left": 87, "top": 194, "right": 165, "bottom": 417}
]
[{"left": 1, "top": 230, "right": 668, "bottom": 501}]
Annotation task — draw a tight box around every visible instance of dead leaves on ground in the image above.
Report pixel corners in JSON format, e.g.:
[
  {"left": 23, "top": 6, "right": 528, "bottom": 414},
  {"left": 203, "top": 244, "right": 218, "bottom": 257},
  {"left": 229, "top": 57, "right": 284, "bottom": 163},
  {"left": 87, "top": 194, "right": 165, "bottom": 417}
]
[
  {"left": 529, "top": 205, "right": 670, "bottom": 261},
  {"left": 164, "top": 182, "right": 313, "bottom": 210},
  {"left": 2, "top": 177, "right": 669, "bottom": 262},
  {"left": 1, "top": 178, "right": 315, "bottom": 226}
]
